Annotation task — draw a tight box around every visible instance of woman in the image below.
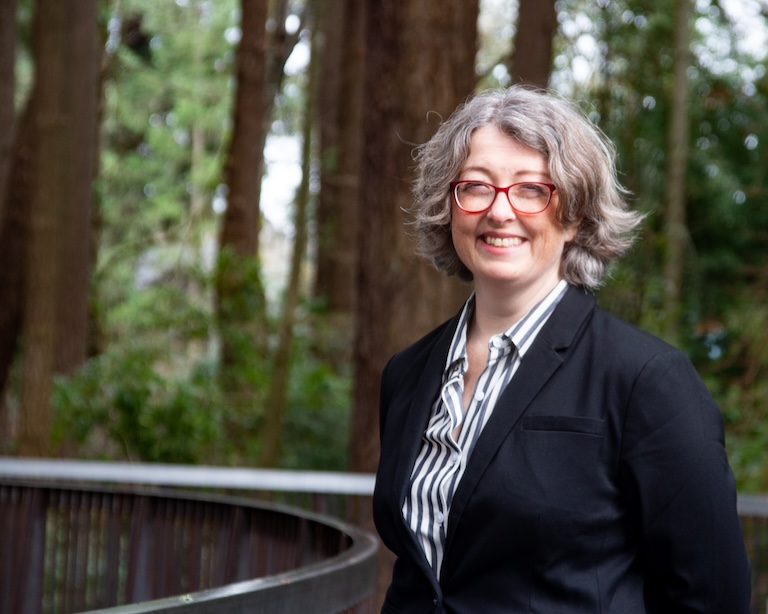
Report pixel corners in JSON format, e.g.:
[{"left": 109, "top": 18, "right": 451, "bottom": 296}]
[{"left": 372, "top": 86, "right": 751, "bottom": 613}]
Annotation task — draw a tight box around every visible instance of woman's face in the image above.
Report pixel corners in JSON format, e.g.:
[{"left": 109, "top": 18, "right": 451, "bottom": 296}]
[{"left": 451, "top": 125, "right": 577, "bottom": 296}]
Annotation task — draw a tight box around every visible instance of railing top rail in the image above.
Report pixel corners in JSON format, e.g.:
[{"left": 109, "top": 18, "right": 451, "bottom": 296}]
[
  {"left": 0, "top": 457, "right": 376, "bottom": 495},
  {"left": 737, "top": 493, "right": 768, "bottom": 517},
  {"left": 3, "top": 457, "right": 767, "bottom": 518}
]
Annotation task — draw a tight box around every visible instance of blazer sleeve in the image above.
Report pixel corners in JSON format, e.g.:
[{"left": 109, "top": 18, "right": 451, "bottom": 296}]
[{"left": 619, "top": 349, "right": 751, "bottom": 612}]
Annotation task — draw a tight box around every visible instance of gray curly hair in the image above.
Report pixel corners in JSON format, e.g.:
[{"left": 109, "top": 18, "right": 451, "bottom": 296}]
[{"left": 410, "top": 85, "right": 644, "bottom": 290}]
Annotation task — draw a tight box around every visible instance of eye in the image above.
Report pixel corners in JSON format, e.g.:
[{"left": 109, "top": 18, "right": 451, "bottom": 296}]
[
  {"left": 515, "top": 183, "right": 548, "bottom": 198},
  {"left": 459, "top": 182, "right": 493, "bottom": 195}
]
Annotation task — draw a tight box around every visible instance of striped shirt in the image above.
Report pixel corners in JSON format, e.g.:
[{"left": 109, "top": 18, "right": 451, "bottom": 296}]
[{"left": 402, "top": 280, "right": 569, "bottom": 578}]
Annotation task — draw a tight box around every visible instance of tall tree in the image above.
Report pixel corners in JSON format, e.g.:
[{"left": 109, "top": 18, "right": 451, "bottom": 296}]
[
  {"left": 0, "top": 100, "right": 29, "bottom": 448},
  {"left": 217, "top": 0, "right": 267, "bottom": 264},
  {"left": 215, "top": 0, "right": 306, "bottom": 459},
  {"left": 260, "top": 9, "right": 319, "bottom": 468},
  {"left": 0, "top": 0, "right": 15, "bottom": 226},
  {"left": 18, "top": 0, "right": 99, "bottom": 456},
  {"left": 509, "top": 0, "right": 557, "bottom": 87},
  {"left": 662, "top": 0, "right": 692, "bottom": 344},
  {"left": 214, "top": 0, "right": 270, "bottom": 453},
  {"left": 0, "top": 0, "right": 20, "bottom": 410},
  {"left": 54, "top": 0, "right": 99, "bottom": 376},
  {"left": 349, "top": 0, "right": 479, "bottom": 477},
  {"left": 313, "top": 0, "right": 365, "bottom": 315}
]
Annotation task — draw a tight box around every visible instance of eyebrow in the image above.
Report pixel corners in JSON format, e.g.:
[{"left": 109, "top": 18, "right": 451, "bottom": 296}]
[{"left": 458, "top": 165, "right": 552, "bottom": 180}]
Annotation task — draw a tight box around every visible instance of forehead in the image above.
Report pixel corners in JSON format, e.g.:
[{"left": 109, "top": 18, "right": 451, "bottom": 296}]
[{"left": 463, "top": 125, "right": 549, "bottom": 173}]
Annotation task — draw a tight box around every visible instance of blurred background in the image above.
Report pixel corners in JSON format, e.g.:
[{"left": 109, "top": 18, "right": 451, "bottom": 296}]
[{"left": 0, "top": 0, "right": 767, "bottom": 491}]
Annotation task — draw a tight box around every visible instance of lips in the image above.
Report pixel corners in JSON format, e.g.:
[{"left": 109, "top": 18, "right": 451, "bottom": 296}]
[{"left": 483, "top": 235, "right": 523, "bottom": 248}]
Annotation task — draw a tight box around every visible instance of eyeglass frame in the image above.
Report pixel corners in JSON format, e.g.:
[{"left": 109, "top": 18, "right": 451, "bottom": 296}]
[{"left": 449, "top": 180, "right": 557, "bottom": 215}]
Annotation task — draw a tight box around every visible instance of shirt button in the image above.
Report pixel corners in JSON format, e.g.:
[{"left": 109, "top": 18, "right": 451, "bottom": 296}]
[
  {"left": 492, "top": 337, "right": 504, "bottom": 348},
  {"left": 450, "top": 452, "right": 459, "bottom": 464},
  {"left": 436, "top": 512, "right": 444, "bottom": 524},
  {"left": 475, "top": 390, "right": 485, "bottom": 401}
]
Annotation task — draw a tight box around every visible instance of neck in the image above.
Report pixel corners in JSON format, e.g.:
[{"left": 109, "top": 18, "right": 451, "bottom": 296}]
[{"left": 471, "top": 276, "right": 563, "bottom": 340}]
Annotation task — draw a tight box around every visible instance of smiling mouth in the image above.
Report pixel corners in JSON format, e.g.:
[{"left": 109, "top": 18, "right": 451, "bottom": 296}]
[{"left": 483, "top": 236, "right": 523, "bottom": 248}]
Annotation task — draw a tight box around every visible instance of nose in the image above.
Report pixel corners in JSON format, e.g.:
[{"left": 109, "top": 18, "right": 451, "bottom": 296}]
[{"left": 486, "top": 189, "right": 516, "bottom": 222}]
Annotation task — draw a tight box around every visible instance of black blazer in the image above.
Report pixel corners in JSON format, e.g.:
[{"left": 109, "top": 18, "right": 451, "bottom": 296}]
[{"left": 373, "top": 285, "right": 751, "bottom": 613}]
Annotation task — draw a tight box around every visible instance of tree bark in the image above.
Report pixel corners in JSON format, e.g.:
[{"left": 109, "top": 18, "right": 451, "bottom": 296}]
[
  {"left": 217, "top": 0, "right": 268, "bottom": 261},
  {"left": 16, "top": 0, "right": 99, "bottom": 457},
  {"left": 508, "top": 0, "right": 557, "bottom": 87},
  {"left": 662, "top": 0, "right": 691, "bottom": 345},
  {"left": 0, "top": 105, "right": 31, "bottom": 430},
  {"left": 0, "top": 0, "right": 15, "bottom": 228},
  {"left": 313, "top": 0, "right": 364, "bottom": 314},
  {"left": 349, "top": 0, "right": 478, "bottom": 476},
  {"left": 0, "top": 0, "right": 19, "bottom": 426},
  {"left": 19, "top": 0, "right": 70, "bottom": 456},
  {"left": 214, "top": 0, "right": 269, "bottom": 456},
  {"left": 260, "top": 9, "right": 318, "bottom": 468},
  {"left": 55, "top": 0, "right": 99, "bottom": 376}
]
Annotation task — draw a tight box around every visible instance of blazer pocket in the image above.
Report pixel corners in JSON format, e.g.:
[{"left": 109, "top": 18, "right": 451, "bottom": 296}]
[{"left": 522, "top": 415, "right": 605, "bottom": 437}]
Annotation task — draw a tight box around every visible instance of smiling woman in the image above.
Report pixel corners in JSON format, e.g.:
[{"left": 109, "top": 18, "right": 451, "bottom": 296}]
[{"left": 372, "top": 85, "right": 751, "bottom": 613}]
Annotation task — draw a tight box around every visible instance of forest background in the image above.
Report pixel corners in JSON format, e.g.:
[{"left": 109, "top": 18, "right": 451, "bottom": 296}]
[{"left": 1, "top": 0, "right": 767, "bottom": 492}]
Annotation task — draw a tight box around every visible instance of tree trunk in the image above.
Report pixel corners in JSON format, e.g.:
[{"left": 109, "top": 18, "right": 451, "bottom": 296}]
[
  {"left": 260, "top": 10, "right": 318, "bottom": 468},
  {"left": 55, "top": 0, "right": 99, "bottom": 376},
  {"left": 215, "top": 0, "right": 269, "bottom": 456},
  {"left": 217, "top": 0, "right": 266, "bottom": 261},
  {"left": 16, "top": 0, "right": 99, "bottom": 457},
  {"left": 19, "top": 0, "right": 70, "bottom": 457},
  {"left": 313, "top": 0, "right": 364, "bottom": 315},
  {"left": 350, "top": 0, "right": 478, "bottom": 474},
  {"left": 662, "top": 0, "right": 691, "bottom": 345},
  {"left": 0, "top": 0, "right": 15, "bottom": 228},
  {"left": 0, "top": 0, "right": 19, "bottom": 442},
  {"left": 0, "top": 104, "right": 31, "bottom": 448},
  {"left": 508, "top": 0, "right": 557, "bottom": 87}
]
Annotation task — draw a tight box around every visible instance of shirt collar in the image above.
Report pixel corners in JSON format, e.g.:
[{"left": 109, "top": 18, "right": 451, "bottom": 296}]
[{"left": 443, "top": 280, "right": 569, "bottom": 380}]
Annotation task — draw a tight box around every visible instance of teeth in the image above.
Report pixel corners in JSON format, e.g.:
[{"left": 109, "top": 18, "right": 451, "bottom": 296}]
[{"left": 484, "top": 236, "right": 522, "bottom": 248}]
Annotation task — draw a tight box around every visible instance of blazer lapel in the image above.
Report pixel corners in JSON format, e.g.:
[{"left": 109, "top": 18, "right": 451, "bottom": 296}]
[
  {"left": 445, "top": 287, "right": 596, "bottom": 541},
  {"left": 392, "top": 315, "right": 459, "bottom": 505},
  {"left": 385, "top": 314, "right": 460, "bottom": 591}
]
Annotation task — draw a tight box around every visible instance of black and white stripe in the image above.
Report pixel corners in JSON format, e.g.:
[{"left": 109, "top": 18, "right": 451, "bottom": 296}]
[{"left": 402, "top": 280, "right": 569, "bottom": 578}]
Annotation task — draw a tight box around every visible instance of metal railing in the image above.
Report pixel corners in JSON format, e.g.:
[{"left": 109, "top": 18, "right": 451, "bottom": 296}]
[
  {"left": 1, "top": 459, "right": 767, "bottom": 613},
  {"left": 740, "top": 495, "right": 768, "bottom": 614},
  {"left": 0, "top": 460, "right": 379, "bottom": 614}
]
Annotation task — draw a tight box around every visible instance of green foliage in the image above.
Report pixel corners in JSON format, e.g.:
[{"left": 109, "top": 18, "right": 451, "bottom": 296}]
[
  {"left": 52, "top": 347, "right": 224, "bottom": 463},
  {"left": 51, "top": 316, "right": 353, "bottom": 469},
  {"left": 281, "top": 330, "right": 352, "bottom": 471}
]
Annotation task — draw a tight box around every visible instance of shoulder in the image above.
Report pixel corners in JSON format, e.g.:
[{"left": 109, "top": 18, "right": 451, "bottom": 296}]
[
  {"left": 591, "top": 305, "right": 677, "bottom": 356},
  {"left": 555, "top": 288, "right": 700, "bottom": 392},
  {"left": 378, "top": 315, "right": 458, "bottom": 430},
  {"left": 384, "top": 316, "right": 457, "bottom": 379},
  {"left": 584, "top": 304, "right": 718, "bottom": 426},
  {"left": 548, "top": 286, "right": 680, "bottom": 364}
]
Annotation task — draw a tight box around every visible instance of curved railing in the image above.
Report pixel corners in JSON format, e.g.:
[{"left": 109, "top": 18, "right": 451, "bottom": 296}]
[
  {"left": 2, "top": 459, "right": 767, "bottom": 613},
  {"left": 0, "top": 465, "right": 378, "bottom": 614}
]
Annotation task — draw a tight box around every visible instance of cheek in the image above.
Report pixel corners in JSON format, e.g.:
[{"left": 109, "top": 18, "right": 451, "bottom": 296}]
[{"left": 450, "top": 213, "right": 472, "bottom": 242}]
